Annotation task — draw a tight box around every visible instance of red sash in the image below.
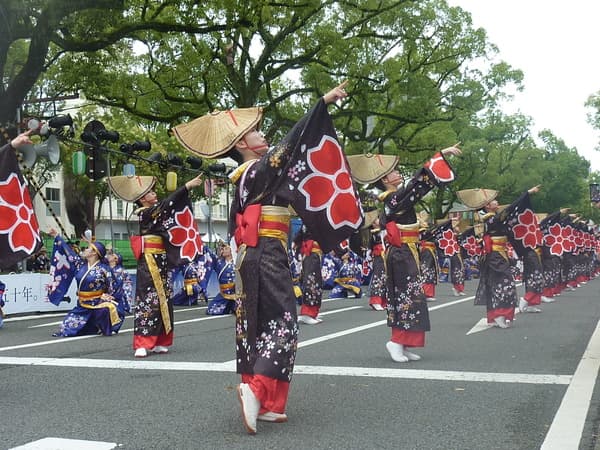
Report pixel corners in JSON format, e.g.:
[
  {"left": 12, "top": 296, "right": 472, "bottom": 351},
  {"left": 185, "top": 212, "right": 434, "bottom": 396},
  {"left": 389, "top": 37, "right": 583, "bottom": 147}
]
[{"left": 234, "top": 204, "right": 261, "bottom": 247}]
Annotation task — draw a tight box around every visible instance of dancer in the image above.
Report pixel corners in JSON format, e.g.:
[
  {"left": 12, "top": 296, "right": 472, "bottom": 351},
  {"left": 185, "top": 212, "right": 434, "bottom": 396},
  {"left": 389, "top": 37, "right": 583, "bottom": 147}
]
[
  {"left": 107, "top": 173, "right": 204, "bottom": 358},
  {"left": 351, "top": 147, "right": 461, "bottom": 362},
  {"left": 368, "top": 219, "right": 387, "bottom": 310},
  {"left": 173, "top": 82, "right": 361, "bottom": 434},
  {"left": 206, "top": 243, "right": 236, "bottom": 315},
  {"left": 419, "top": 224, "right": 439, "bottom": 302},
  {"left": 49, "top": 229, "right": 123, "bottom": 337},
  {"left": 0, "top": 280, "right": 6, "bottom": 328},
  {"left": 106, "top": 252, "right": 134, "bottom": 315},
  {"left": 295, "top": 226, "right": 324, "bottom": 324},
  {"left": 460, "top": 185, "right": 541, "bottom": 328}
]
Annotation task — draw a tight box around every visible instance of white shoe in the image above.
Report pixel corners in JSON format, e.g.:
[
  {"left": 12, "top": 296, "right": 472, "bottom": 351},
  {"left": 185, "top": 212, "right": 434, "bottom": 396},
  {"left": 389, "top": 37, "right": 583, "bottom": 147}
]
[
  {"left": 151, "top": 346, "right": 169, "bottom": 354},
  {"left": 257, "top": 411, "right": 288, "bottom": 423},
  {"left": 237, "top": 383, "right": 260, "bottom": 435},
  {"left": 403, "top": 349, "right": 421, "bottom": 361},
  {"left": 518, "top": 297, "right": 528, "bottom": 313},
  {"left": 493, "top": 316, "right": 508, "bottom": 329},
  {"left": 134, "top": 348, "right": 148, "bottom": 358},
  {"left": 298, "top": 315, "right": 321, "bottom": 325},
  {"left": 541, "top": 296, "right": 555, "bottom": 303},
  {"left": 459, "top": 292, "right": 467, "bottom": 296},
  {"left": 581, "top": 281, "right": 587, "bottom": 285},
  {"left": 425, "top": 297, "right": 436, "bottom": 302},
  {"left": 386, "top": 341, "right": 409, "bottom": 363},
  {"left": 371, "top": 303, "right": 385, "bottom": 310},
  {"left": 452, "top": 287, "right": 460, "bottom": 297},
  {"left": 525, "top": 306, "right": 542, "bottom": 313}
]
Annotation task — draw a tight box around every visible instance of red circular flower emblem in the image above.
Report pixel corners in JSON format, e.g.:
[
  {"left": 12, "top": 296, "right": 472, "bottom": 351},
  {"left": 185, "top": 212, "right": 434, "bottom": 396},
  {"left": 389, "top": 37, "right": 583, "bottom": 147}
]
[
  {"left": 168, "top": 206, "right": 202, "bottom": 261},
  {"left": 544, "top": 223, "right": 566, "bottom": 256},
  {"left": 298, "top": 135, "right": 362, "bottom": 230},
  {"left": 0, "top": 173, "right": 41, "bottom": 253},
  {"left": 512, "top": 209, "right": 542, "bottom": 249},
  {"left": 462, "top": 235, "right": 481, "bottom": 256},
  {"left": 438, "top": 229, "right": 459, "bottom": 256}
]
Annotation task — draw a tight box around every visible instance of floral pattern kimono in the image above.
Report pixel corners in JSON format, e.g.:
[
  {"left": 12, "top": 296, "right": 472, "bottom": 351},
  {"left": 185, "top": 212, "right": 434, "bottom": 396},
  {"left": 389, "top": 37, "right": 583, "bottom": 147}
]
[
  {"left": 475, "top": 192, "right": 540, "bottom": 322},
  {"left": 330, "top": 250, "right": 362, "bottom": 298},
  {"left": 134, "top": 186, "right": 202, "bottom": 344},
  {"left": 207, "top": 258, "right": 236, "bottom": 315},
  {"left": 53, "top": 236, "right": 123, "bottom": 337},
  {"left": 111, "top": 263, "right": 133, "bottom": 314},
  {"left": 369, "top": 230, "right": 387, "bottom": 306},
  {"left": 382, "top": 153, "right": 456, "bottom": 342}
]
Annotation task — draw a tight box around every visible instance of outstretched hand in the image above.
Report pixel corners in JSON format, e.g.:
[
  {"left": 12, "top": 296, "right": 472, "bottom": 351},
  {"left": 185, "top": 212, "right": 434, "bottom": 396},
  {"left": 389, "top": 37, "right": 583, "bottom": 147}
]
[
  {"left": 528, "top": 184, "right": 541, "bottom": 194},
  {"left": 10, "top": 130, "right": 34, "bottom": 149},
  {"left": 185, "top": 174, "right": 203, "bottom": 191},
  {"left": 440, "top": 143, "right": 462, "bottom": 157},
  {"left": 323, "top": 81, "right": 349, "bottom": 105}
]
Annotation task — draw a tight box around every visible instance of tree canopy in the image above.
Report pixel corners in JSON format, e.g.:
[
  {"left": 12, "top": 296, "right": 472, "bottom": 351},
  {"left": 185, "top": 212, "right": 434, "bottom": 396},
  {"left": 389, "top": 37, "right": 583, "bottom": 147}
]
[{"left": 2, "top": 0, "right": 598, "bottom": 232}]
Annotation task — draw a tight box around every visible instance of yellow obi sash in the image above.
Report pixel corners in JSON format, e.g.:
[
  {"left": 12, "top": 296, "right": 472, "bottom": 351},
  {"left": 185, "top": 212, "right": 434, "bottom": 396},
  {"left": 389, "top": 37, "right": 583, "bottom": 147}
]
[
  {"left": 219, "top": 282, "right": 236, "bottom": 300},
  {"left": 333, "top": 277, "right": 361, "bottom": 295},
  {"left": 143, "top": 235, "right": 166, "bottom": 254},
  {"left": 78, "top": 290, "right": 121, "bottom": 326},
  {"left": 142, "top": 234, "right": 171, "bottom": 334},
  {"left": 392, "top": 223, "right": 420, "bottom": 266},
  {"left": 259, "top": 206, "right": 290, "bottom": 248}
]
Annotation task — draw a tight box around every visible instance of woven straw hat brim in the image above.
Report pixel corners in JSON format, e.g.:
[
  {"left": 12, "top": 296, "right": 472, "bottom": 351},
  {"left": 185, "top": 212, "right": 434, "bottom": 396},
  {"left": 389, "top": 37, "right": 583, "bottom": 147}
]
[
  {"left": 173, "top": 107, "right": 263, "bottom": 158},
  {"left": 361, "top": 209, "right": 380, "bottom": 229},
  {"left": 456, "top": 188, "right": 499, "bottom": 209},
  {"left": 347, "top": 154, "right": 399, "bottom": 184},
  {"left": 107, "top": 175, "right": 156, "bottom": 202}
]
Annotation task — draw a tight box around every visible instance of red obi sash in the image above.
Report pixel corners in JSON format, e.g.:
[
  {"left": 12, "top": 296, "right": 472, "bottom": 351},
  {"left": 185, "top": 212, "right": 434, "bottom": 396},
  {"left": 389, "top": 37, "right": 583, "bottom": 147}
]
[
  {"left": 372, "top": 243, "right": 384, "bottom": 256},
  {"left": 385, "top": 221, "right": 419, "bottom": 247}
]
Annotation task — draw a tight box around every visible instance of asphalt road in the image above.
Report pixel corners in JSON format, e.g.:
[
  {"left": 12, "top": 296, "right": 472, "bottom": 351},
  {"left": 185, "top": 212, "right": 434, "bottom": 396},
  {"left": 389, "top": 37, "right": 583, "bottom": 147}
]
[{"left": 1, "top": 278, "right": 600, "bottom": 450}]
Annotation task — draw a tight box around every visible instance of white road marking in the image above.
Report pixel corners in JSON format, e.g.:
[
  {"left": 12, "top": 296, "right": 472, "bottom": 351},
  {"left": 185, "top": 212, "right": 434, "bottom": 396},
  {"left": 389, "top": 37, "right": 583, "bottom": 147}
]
[
  {"left": 317, "top": 306, "right": 363, "bottom": 316},
  {"left": 540, "top": 319, "right": 600, "bottom": 449},
  {"left": 0, "top": 356, "right": 571, "bottom": 385},
  {"left": 11, "top": 437, "right": 117, "bottom": 449},
  {"left": 1, "top": 314, "right": 231, "bottom": 352},
  {"left": 26, "top": 305, "right": 208, "bottom": 328}
]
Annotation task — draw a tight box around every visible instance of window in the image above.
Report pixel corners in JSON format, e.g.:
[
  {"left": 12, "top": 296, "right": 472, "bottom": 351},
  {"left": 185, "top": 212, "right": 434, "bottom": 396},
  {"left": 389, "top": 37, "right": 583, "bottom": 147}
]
[
  {"left": 45, "top": 187, "right": 61, "bottom": 216},
  {"left": 218, "top": 204, "right": 228, "bottom": 219},
  {"left": 116, "top": 200, "right": 123, "bottom": 217}
]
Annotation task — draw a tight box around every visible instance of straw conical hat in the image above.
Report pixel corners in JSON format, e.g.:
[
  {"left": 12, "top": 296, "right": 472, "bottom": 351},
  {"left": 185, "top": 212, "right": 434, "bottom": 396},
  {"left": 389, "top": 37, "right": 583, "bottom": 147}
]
[
  {"left": 347, "top": 153, "right": 399, "bottom": 184},
  {"left": 173, "top": 107, "right": 262, "bottom": 158},
  {"left": 456, "top": 188, "right": 498, "bottom": 209},
  {"left": 107, "top": 175, "right": 156, "bottom": 202},
  {"left": 361, "top": 209, "right": 380, "bottom": 229}
]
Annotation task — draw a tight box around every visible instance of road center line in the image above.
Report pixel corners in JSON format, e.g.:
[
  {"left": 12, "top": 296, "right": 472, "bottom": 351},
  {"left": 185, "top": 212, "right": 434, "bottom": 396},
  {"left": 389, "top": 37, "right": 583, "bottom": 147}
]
[
  {"left": 540, "top": 318, "right": 600, "bottom": 449},
  {"left": 0, "top": 356, "right": 571, "bottom": 385}
]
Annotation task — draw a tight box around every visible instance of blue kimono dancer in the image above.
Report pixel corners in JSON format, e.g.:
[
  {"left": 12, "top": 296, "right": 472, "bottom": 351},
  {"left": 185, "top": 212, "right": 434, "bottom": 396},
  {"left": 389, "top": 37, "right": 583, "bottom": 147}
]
[
  {"left": 207, "top": 258, "right": 236, "bottom": 315},
  {"left": 330, "top": 251, "right": 362, "bottom": 299},
  {"left": 53, "top": 237, "right": 124, "bottom": 337},
  {"left": 111, "top": 263, "right": 133, "bottom": 314},
  {"left": 0, "top": 280, "right": 5, "bottom": 328}
]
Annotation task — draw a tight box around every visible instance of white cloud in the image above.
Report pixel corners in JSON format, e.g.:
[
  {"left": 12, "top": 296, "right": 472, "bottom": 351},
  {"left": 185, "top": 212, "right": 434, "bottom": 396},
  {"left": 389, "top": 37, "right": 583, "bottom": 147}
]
[{"left": 448, "top": 0, "right": 600, "bottom": 172}]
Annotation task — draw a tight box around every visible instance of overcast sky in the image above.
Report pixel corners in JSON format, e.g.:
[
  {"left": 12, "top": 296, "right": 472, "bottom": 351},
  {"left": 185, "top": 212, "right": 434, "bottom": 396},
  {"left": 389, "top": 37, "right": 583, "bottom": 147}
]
[{"left": 447, "top": 0, "right": 600, "bottom": 172}]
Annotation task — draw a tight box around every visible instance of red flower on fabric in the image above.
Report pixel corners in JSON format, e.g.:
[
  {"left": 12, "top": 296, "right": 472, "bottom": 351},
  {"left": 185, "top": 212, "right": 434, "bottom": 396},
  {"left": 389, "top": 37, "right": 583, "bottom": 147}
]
[
  {"left": 438, "top": 229, "right": 459, "bottom": 256},
  {"left": 0, "top": 173, "right": 40, "bottom": 253},
  {"left": 573, "top": 230, "right": 584, "bottom": 248},
  {"left": 298, "top": 135, "right": 362, "bottom": 229},
  {"left": 512, "top": 209, "right": 542, "bottom": 249},
  {"left": 544, "top": 223, "right": 567, "bottom": 256},
  {"left": 168, "top": 206, "right": 202, "bottom": 261},
  {"left": 462, "top": 235, "right": 481, "bottom": 256},
  {"left": 561, "top": 225, "right": 575, "bottom": 252},
  {"left": 423, "top": 152, "right": 454, "bottom": 183}
]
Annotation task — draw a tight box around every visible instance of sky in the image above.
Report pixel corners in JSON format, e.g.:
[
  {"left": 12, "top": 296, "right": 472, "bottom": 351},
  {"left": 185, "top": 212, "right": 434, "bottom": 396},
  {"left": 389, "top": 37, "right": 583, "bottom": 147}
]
[{"left": 447, "top": 0, "right": 600, "bottom": 172}]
